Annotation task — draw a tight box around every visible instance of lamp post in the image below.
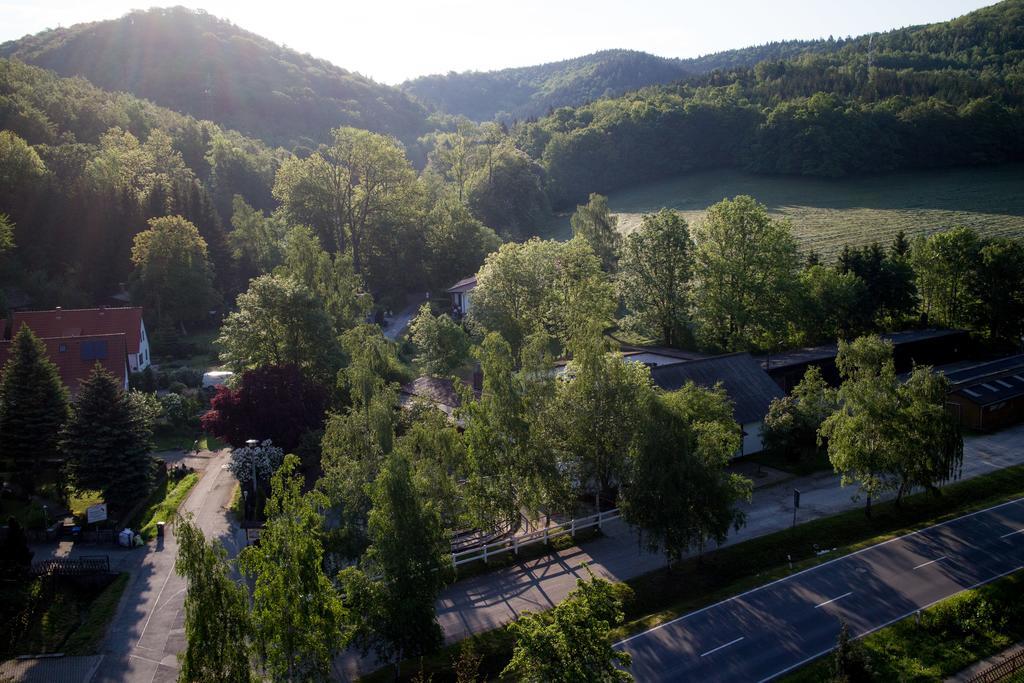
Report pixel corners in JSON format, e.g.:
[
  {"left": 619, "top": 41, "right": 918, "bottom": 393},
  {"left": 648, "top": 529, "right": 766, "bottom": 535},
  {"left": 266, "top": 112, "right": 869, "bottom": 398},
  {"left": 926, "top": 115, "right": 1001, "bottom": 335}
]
[
  {"left": 246, "top": 439, "right": 258, "bottom": 518},
  {"left": 42, "top": 504, "right": 48, "bottom": 530}
]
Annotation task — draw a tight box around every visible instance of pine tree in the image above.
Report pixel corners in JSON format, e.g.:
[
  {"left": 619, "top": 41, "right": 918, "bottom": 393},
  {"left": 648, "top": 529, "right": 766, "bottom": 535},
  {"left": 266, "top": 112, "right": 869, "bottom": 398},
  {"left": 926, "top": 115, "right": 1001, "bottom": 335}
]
[
  {"left": 62, "top": 364, "right": 153, "bottom": 512},
  {"left": 0, "top": 324, "right": 69, "bottom": 493}
]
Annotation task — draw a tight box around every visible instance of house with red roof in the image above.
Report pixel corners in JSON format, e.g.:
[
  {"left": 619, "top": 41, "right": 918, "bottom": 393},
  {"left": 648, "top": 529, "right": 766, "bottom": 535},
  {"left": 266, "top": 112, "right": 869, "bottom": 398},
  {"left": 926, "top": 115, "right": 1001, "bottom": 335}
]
[
  {"left": 0, "top": 333, "right": 130, "bottom": 395},
  {"left": 11, "top": 307, "right": 151, "bottom": 372}
]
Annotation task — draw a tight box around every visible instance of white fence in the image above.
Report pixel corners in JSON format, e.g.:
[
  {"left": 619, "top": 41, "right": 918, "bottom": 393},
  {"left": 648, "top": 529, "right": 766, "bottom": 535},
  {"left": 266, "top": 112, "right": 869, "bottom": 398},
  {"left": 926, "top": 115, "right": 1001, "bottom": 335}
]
[{"left": 451, "top": 508, "right": 621, "bottom": 567}]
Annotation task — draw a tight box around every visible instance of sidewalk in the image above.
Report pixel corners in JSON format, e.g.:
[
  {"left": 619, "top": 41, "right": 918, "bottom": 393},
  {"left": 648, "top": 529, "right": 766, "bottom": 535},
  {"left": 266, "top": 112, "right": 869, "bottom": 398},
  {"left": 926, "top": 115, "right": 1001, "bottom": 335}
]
[
  {"left": 947, "top": 641, "right": 1024, "bottom": 682},
  {"left": 339, "top": 423, "right": 1024, "bottom": 679}
]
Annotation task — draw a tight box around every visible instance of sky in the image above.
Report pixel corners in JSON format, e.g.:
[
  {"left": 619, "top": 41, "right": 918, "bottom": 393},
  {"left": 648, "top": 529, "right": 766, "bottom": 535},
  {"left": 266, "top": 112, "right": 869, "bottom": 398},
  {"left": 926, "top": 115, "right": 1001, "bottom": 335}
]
[{"left": 0, "top": 0, "right": 998, "bottom": 84}]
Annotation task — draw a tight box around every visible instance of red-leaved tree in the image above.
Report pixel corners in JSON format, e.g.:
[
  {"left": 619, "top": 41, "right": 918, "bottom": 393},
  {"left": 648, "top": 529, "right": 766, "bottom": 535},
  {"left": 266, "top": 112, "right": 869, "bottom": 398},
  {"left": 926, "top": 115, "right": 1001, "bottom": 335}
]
[{"left": 201, "top": 364, "right": 328, "bottom": 452}]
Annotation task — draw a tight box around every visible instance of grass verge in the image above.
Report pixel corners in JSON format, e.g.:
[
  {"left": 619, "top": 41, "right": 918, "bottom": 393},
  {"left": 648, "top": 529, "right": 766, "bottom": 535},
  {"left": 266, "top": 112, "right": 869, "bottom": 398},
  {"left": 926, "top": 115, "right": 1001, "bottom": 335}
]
[
  {"left": 783, "top": 571, "right": 1024, "bottom": 681},
  {"left": 133, "top": 472, "right": 198, "bottom": 540},
  {"left": 365, "top": 464, "right": 1024, "bottom": 681},
  {"left": 63, "top": 573, "right": 131, "bottom": 655}
]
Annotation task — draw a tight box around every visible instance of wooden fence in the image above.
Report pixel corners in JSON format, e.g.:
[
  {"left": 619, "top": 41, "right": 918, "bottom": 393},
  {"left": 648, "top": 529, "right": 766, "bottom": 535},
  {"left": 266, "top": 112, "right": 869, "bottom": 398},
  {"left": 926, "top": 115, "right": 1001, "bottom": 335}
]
[{"left": 451, "top": 508, "right": 620, "bottom": 567}]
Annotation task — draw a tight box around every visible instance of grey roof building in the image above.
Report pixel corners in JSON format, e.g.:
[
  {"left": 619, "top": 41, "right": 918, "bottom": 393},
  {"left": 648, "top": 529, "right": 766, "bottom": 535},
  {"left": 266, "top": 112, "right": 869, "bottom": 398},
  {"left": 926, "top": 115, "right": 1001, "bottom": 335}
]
[{"left": 650, "top": 352, "right": 784, "bottom": 455}]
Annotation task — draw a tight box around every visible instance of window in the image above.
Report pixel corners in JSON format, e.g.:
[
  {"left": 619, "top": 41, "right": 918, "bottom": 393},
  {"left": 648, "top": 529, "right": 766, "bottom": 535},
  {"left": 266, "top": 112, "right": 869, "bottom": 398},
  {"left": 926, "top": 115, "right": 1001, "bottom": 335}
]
[
  {"left": 80, "top": 340, "right": 108, "bottom": 361},
  {"left": 58, "top": 343, "right": 67, "bottom": 353}
]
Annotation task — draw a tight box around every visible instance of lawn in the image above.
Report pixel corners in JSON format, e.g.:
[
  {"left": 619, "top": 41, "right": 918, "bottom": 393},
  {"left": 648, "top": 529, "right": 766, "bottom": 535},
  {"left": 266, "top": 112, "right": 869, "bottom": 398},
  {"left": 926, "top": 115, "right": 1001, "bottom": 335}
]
[
  {"left": 0, "top": 572, "right": 130, "bottom": 658},
  {"left": 131, "top": 472, "right": 199, "bottom": 540},
  {"left": 783, "top": 571, "right": 1024, "bottom": 682},
  {"left": 543, "top": 164, "right": 1024, "bottom": 260}
]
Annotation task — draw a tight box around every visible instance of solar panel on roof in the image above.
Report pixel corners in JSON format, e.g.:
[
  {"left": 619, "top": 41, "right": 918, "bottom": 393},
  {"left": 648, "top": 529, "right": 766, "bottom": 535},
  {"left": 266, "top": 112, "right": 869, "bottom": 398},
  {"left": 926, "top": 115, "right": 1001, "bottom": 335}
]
[
  {"left": 1015, "top": 375, "right": 1024, "bottom": 383},
  {"left": 997, "top": 379, "right": 1015, "bottom": 388},
  {"left": 981, "top": 383, "right": 998, "bottom": 391},
  {"left": 964, "top": 388, "right": 982, "bottom": 398}
]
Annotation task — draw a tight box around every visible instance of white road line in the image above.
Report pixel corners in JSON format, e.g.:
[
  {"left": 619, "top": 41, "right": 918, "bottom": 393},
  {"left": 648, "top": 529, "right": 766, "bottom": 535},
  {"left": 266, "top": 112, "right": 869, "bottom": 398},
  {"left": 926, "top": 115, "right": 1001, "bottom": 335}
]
[
  {"left": 814, "top": 591, "right": 852, "bottom": 609},
  {"left": 137, "top": 558, "right": 175, "bottom": 646},
  {"left": 1001, "top": 529, "right": 1024, "bottom": 539},
  {"left": 700, "top": 636, "right": 744, "bottom": 657},
  {"left": 913, "top": 556, "right": 947, "bottom": 570},
  {"left": 614, "top": 496, "right": 1024, "bottom": 648},
  {"left": 757, "top": 562, "right": 1024, "bottom": 683}
]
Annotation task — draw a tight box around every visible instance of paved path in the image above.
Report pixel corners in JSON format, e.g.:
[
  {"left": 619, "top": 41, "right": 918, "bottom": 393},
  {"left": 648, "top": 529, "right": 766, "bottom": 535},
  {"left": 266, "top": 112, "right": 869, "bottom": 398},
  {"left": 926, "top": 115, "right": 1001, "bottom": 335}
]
[
  {"left": 381, "top": 294, "right": 427, "bottom": 341},
  {"left": 90, "top": 449, "right": 242, "bottom": 683},
  {"left": 342, "top": 424, "right": 1024, "bottom": 678},
  {"left": 617, "top": 498, "right": 1024, "bottom": 682}
]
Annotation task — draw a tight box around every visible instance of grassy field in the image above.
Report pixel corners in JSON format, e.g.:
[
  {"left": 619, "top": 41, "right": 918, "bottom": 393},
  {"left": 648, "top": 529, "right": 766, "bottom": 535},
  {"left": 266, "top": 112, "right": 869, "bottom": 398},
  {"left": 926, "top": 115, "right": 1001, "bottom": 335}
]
[
  {"left": 132, "top": 472, "right": 198, "bottom": 539},
  {"left": 545, "top": 164, "right": 1024, "bottom": 259}
]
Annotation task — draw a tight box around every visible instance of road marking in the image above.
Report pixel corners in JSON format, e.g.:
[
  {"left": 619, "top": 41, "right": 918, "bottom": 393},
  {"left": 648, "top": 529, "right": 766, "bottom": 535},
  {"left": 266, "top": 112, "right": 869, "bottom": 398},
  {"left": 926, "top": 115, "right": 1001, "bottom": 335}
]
[
  {"left": 914, "top": 556, "right": 947, "bottom": 570},
  {"left": 814, "top": 591, "right": 852, "bottom": 609},
  {"left": 137, "top": 564, "right": 175, "bottom": 646},
  {"left": 756, "top": 562, "right": 1024, "bottom": 683},
  {"left": 614, "top": 497, "right": 1024, "bottom": 648},
  {"left": 700, "top": 636, "right": 744, "bottom": 657},
  {"left": 1001, "top": 529, "right": 1024, "bottom": 539}
]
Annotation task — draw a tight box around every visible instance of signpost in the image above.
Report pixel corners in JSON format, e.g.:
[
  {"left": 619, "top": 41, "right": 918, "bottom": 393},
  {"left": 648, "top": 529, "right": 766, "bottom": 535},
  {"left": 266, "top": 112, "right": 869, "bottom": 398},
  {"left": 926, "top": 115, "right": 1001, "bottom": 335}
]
[
  {"left": 792, "top": 489, "right": 801, "bottom": 529},
  {"left": 86, "top": 503, "right": 108, "bottom": 525}
]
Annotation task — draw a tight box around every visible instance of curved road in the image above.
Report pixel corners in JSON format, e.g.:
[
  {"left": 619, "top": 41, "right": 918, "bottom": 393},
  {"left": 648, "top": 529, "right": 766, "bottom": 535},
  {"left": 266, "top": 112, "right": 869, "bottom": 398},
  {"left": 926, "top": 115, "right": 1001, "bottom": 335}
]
[{"left": 616, "top": 498, "right": 1024, "bottom": 682}]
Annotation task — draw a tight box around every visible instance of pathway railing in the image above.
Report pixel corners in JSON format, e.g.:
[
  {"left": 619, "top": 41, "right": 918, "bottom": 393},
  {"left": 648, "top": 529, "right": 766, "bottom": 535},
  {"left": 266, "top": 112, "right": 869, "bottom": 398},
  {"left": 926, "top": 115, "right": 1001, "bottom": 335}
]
[
  {"left": 968, "top": 648, "right": 1024, "bottom": 683},
  {"left": 451, "top": 508, "right": 620, "bottom": 567}
]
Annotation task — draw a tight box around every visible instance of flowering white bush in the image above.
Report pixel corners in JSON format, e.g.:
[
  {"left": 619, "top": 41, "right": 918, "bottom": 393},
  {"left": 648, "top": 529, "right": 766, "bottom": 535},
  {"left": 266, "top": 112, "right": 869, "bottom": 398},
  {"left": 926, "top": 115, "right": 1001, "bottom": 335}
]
[{"left": 229, "top": 439, "right": 284, "bottom": 487}]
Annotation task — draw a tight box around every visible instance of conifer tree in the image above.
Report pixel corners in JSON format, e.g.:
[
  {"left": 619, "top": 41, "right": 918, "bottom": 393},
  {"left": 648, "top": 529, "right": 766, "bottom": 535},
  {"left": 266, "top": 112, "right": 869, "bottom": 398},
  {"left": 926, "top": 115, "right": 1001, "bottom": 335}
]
[
  {"left": 62, "top": 364, "right": 153, "bottom": 511},
  {"left": 0, "top": 324, "right": 69, "bottom": 492}
]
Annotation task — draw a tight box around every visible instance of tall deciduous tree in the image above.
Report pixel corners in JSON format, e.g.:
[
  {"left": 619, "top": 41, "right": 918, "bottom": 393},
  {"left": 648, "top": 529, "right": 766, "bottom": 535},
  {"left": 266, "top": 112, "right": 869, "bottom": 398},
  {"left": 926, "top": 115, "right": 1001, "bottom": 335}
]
[
  {"left": 409, "top": 304, "right": 471, "bottom": 376},
  {"left": 277, "top": 224, "right": 370, "bottom": 333},
  {"left": 617, "top": 209, "right": 694, "bottom": 347},
  {"left": 272, "top": 126, "right": 420, "bottom": 274},
  {"left": 910, "top": 227, "right": 980, "bottom": 328},
  {"left": 175, "top": 513, "right": 253, "bottom": 683},
  {"left": 62, "top": 364, "right": 153, "bottom": 511},
  {"left": 460, "top": 333, "right": 560, "bottom": 532},
  {"left": 424, "top": 197, "right": 501, "bottom": 290},
  {"left": 470, "top": 237, "right": 614, "bottom": 355},
  {"left": 819, "top": 335, "right": 963, "bottom": 515},
  {"left": 503, "top": 573, "right": 633, "bottom": 682},
  {"left": 795, "top": 265, "right": 871, "bottom": 344},
  {"left": 968, "top": 237, "right": 1024, "bottom": 345},
  {"left": 338, "top": 451, "right": 452, "bottom": 675},
  {"left": 0, "top": 325, "right": 68, "bottom": 493},
  {"left": 537, "top": 335, "right": 653, "bottom": 513},
  {"left": 217, "top": 274, "right": 342, "bottom": 386},
  {"left": 130, "top": 215, "right": 216, "bottom": 332},
  {"left": 239, "top": 455, "right": 347, "bottom": 681},
  {"left": 620, "top": 382, "right": 751, "bottom": 564},
  {"left": 571, "top": 193, "right": 620, "bottom": 272},
  {"left": 763, "top": 366, "right": 838, "bottom": 462},
  {"left": 692, "top": 195, "right": 800, "bottom": 351}
]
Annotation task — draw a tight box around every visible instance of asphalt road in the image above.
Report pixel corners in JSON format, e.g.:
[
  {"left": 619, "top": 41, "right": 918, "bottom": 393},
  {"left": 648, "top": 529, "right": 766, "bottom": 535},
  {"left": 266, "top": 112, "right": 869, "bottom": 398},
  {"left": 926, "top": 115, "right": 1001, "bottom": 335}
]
[
  {"left": 91, "top": 449, "right": 243, "bottom": 683},
  {"left": 616, "top": 498, "right": 1024, "bottom": 682}
]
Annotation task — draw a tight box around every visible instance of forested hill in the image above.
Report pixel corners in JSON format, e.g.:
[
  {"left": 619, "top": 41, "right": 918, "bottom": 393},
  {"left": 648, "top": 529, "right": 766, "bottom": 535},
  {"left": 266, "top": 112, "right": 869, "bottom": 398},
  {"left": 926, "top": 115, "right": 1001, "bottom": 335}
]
[
  {"left": 402, "top": 50, "right": 691, "bottom": 122},
  {"left": 0, "top": 6, "right": 431, "bottom": 151},
  {"left": 519, "top": 0, "right": 1024, "bottom": 208},
  {"left": 402, "top": 41, "right": 841, "bottom": 122}
]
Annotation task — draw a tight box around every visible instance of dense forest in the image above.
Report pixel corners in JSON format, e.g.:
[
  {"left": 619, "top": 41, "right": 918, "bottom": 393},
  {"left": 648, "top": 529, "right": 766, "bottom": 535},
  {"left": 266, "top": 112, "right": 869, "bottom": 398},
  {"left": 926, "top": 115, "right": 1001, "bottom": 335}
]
[
  {"left": 518, "top": 0, "right": 1024, "bottom": 207},
  {"left": 402, "top": 49, "right": 691, "bottom": 122},
  {"left": 0, "top": 7, "right": 431, "bottom": 152},
  {"left": 2, "top": 0, "right": 1023, "bottom": 318}
]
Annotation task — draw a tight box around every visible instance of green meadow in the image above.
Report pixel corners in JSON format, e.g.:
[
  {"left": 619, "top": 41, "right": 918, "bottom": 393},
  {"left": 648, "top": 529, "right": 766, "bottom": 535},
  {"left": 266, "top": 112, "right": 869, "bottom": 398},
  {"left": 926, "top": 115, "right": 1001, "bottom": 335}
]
[{"left": 546, "top": 164, "right": 1024, "bottom": 259}]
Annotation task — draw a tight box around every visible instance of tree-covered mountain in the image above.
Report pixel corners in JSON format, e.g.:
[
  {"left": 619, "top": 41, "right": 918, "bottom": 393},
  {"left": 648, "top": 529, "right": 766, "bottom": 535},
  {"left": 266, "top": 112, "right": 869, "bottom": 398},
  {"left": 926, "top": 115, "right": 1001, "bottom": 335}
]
[
  {"left": 402, "top": 49, "right": 691, "bottom": 122},
  {"left": 516, "top": 0, "right": 1024, "bottom": 207},
  {"left": 0, "top": 7, "right": 431, "bottom": 152},
  {"left": 402, "top": 41, "right": 848, "bottom": 122}
]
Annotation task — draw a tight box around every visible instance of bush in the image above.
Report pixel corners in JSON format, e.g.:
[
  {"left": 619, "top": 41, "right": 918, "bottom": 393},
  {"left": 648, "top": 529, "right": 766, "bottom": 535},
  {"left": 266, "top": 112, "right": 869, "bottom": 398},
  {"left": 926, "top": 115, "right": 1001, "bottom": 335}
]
[
  {"left": 926, "top": 594, "right": 1002, "bottom": 640},
  {"left": 170, "top": 367, "right": 203, "bottom": 388},
  {"left": 129, "top": 367, "right": 157, "bottom": 393},
  {"left": 168, "top": 381, "right": 187, "bottom": 395}
]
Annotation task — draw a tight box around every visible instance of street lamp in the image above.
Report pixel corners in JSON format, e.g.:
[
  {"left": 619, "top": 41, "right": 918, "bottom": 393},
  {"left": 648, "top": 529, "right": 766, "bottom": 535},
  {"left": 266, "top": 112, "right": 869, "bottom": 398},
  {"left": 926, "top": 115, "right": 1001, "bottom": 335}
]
[{"left": 42, "top": 504, "right": 48, "bottom": 529}]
